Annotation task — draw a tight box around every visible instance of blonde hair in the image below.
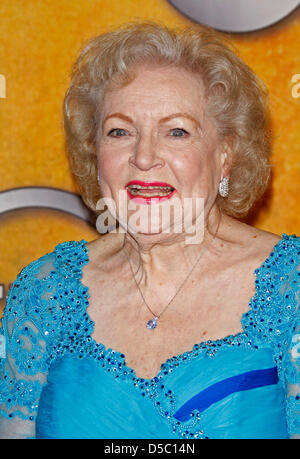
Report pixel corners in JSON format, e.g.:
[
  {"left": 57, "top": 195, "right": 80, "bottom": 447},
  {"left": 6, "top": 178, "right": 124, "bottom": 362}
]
[{"left": 63, "top": 21, "right": 271, "bottom": 218}]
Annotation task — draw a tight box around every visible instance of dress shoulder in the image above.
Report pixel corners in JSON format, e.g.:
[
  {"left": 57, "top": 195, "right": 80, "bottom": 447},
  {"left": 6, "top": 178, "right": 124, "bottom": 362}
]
[
  {"left": 241, "top": 233, "right": 299, "bottom": 345},
  {"left": 240, "top": 233, "right": 300, "bottom": 437},
  {"left": 53, "top": 239, "right": 89, "bottom": 279},
  {"left": 2, "top": 239, "right": 90, "bottom": 343},
  {"left": 0, "top": 239, "right": 89, "bottom": 432}
]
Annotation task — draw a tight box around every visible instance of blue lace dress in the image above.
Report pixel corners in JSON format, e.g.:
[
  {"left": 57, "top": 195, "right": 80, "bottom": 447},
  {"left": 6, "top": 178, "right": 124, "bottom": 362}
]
[{"left": 0, "top": 233, "right": 299, "bottom": 439}]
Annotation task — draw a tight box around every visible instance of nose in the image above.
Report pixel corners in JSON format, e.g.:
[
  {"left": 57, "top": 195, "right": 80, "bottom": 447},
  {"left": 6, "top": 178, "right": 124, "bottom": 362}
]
[{"left": 128, "top": 133, "right": 165, "bottom": 171}]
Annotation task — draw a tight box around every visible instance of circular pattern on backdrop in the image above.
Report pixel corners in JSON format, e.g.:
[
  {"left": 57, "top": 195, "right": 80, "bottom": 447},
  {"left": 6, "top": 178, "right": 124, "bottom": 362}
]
[
  {"left": 0, "top": 187, "right": 96, "bottom": 301},
  {"left": 0, "top": 187, "right": 94, "bottom": 223},
  {"left": 168, "top": 0, "right": 300, "bottom": 32}
]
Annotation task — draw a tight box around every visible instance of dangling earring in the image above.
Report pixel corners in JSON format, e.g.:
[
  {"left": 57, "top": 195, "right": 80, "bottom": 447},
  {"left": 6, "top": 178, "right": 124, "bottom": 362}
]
[
  {"left": 219, "top": 176, "right": 229, "bottom": 197},
  {"left": 97, "top": 172, "right": 101, "bottom": 185}
]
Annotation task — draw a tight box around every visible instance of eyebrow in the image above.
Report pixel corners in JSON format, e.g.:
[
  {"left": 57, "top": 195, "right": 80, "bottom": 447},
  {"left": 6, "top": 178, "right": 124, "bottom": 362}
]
[
  {"left": 103, "top": 113, "right": 133, "bottom": 126},
  {"left": 159, "top": 113, "right": 202, "bottom": 130},
  {"left": 102, "top": 112, "right": 202, "bottom": 130}
]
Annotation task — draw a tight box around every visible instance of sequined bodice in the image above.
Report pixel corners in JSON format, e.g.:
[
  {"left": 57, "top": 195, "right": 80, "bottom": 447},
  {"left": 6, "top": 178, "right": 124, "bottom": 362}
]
[{"left": 0, "top": 233, "right": 299, "bottom": 439}]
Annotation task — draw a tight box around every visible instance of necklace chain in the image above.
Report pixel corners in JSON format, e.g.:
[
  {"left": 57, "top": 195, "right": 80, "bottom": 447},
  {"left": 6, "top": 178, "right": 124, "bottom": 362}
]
[{"left": 123, "top": 215, "right": 221, "bottom": 329}]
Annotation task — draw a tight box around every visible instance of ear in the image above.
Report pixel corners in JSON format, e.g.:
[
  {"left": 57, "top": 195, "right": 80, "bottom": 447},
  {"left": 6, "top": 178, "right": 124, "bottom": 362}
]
[{"left": 220, "top": 137, "right": 234, "bottom": 178}]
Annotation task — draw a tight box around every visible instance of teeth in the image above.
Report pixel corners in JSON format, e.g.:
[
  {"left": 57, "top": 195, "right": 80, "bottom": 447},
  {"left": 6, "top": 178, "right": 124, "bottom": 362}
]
[
  {"left": 127, "top": 185, "right": 173, "bottom": 191},
  {"left": 130, "top": 190, "right": 172, "bottom": 197},
  {"left": 126, "top": 184, "right": 174, "bottom": 197}
]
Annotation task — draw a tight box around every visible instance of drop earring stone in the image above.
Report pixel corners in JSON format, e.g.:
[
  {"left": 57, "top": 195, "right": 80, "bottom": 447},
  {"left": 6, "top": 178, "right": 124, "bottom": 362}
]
[{"left": 219, "top": 176, "right": 229, "bottom": 197}]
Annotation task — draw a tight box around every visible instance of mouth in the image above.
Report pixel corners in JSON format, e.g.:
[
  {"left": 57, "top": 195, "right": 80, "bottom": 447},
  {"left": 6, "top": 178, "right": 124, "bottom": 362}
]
[{"left": 125, "top": 180, "right": 176, "bottom": 204}]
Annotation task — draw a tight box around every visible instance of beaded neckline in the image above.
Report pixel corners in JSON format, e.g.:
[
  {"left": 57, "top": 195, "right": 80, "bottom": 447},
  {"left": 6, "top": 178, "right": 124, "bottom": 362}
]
[
  {"left": 51, "top": 232, "right": 298, "bottom": 439},
  {"left": 66, "top": 232, "right": 290, "bottom": 383}
]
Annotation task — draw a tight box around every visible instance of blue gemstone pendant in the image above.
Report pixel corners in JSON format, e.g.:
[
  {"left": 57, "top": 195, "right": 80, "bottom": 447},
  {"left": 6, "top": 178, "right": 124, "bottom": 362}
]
[{"left": 146, "top": 316, "right": 158, "bottom": 330}]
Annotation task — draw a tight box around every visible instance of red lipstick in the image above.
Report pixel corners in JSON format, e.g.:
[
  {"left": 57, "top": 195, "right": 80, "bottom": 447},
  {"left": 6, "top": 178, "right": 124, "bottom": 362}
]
[{"left": 125, "top": 180, "right": 176, "bottom": 205}]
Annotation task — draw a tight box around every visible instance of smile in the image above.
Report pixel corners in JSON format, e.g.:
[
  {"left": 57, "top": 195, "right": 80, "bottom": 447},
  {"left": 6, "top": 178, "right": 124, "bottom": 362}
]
[{"left": 125, "top": 181, "right": 176, "bottom": 204}]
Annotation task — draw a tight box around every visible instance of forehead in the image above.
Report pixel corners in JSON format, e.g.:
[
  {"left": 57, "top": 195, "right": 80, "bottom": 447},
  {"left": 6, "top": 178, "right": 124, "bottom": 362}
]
[{"left": 102, "top": 65, "right": 206, "bottom": 115}]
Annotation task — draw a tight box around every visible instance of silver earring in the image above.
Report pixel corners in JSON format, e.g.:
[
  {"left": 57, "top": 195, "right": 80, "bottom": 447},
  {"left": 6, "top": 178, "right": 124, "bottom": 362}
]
[
  {"left": 219, "top": 176, "right": 229, "bottom": 197},
  {"left": 97, "top": 172, "right": 101, "bottom": 185}
]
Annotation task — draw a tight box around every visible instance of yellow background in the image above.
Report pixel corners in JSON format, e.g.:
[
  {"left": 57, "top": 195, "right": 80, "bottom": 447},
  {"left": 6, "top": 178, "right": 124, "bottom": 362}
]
[{"left": 0, "top": 0, "right": 299, "bottom": 309}]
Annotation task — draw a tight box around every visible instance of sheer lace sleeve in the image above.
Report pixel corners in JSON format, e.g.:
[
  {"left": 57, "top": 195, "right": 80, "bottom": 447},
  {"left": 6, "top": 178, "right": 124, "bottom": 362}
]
[
  {"left": 0, "top": 252, "right": 57, "bottom": 439},
  {"left": 283, "top": 236, "right": 300, "bottom": 438},
  {"left": 286, "top": 317, "right": 300, "bottom": 438}
]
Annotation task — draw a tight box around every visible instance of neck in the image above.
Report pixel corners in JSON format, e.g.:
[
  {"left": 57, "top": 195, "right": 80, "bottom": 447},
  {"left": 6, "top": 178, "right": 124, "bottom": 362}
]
[{"left": 122, "top": 205, "right": 222, "bottom": 277}]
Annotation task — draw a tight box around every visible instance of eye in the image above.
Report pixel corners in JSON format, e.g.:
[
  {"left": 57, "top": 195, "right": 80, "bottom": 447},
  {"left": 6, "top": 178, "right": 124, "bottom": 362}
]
[
  {"left": 107, "top": 128, "right": 128, "bottom": 137},
  {"left": 169, "top": 128, "right": 189, "bottom": 137}
]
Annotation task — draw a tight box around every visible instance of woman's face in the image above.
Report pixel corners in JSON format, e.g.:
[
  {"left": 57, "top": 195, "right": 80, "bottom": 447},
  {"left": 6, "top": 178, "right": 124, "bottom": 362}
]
[{"left": 97, "top": 64, "right": 229, "bottom": 242}]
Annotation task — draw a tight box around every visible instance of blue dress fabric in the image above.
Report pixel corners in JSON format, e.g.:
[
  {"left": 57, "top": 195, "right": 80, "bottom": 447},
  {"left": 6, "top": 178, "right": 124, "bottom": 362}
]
[{"left": 0, "top": 233, "right": 299, "bottom": 439}]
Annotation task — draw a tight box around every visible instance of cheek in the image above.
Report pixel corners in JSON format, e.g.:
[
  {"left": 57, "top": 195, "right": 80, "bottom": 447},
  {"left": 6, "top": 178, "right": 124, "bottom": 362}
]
[
  {"left": 173, "top": 149, "right": 215, "bottom": 183},
  {"left": 173, "top": 148, "right": 221, "bottom": 198},
  {"left": 98, "top": 148, "right": 124, "bottom": 182}
]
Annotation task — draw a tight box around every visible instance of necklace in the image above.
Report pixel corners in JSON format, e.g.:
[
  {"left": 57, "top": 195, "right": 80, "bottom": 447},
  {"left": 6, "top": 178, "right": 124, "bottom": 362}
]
[{"left": 123, "top": 215, "right": 221, "bottom": 330}]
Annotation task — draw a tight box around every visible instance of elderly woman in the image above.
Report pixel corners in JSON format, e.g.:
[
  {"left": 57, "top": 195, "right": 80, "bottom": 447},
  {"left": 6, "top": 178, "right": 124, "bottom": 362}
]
[{"left": 0, "top": 22, "right": 299, "bottom": 440}]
